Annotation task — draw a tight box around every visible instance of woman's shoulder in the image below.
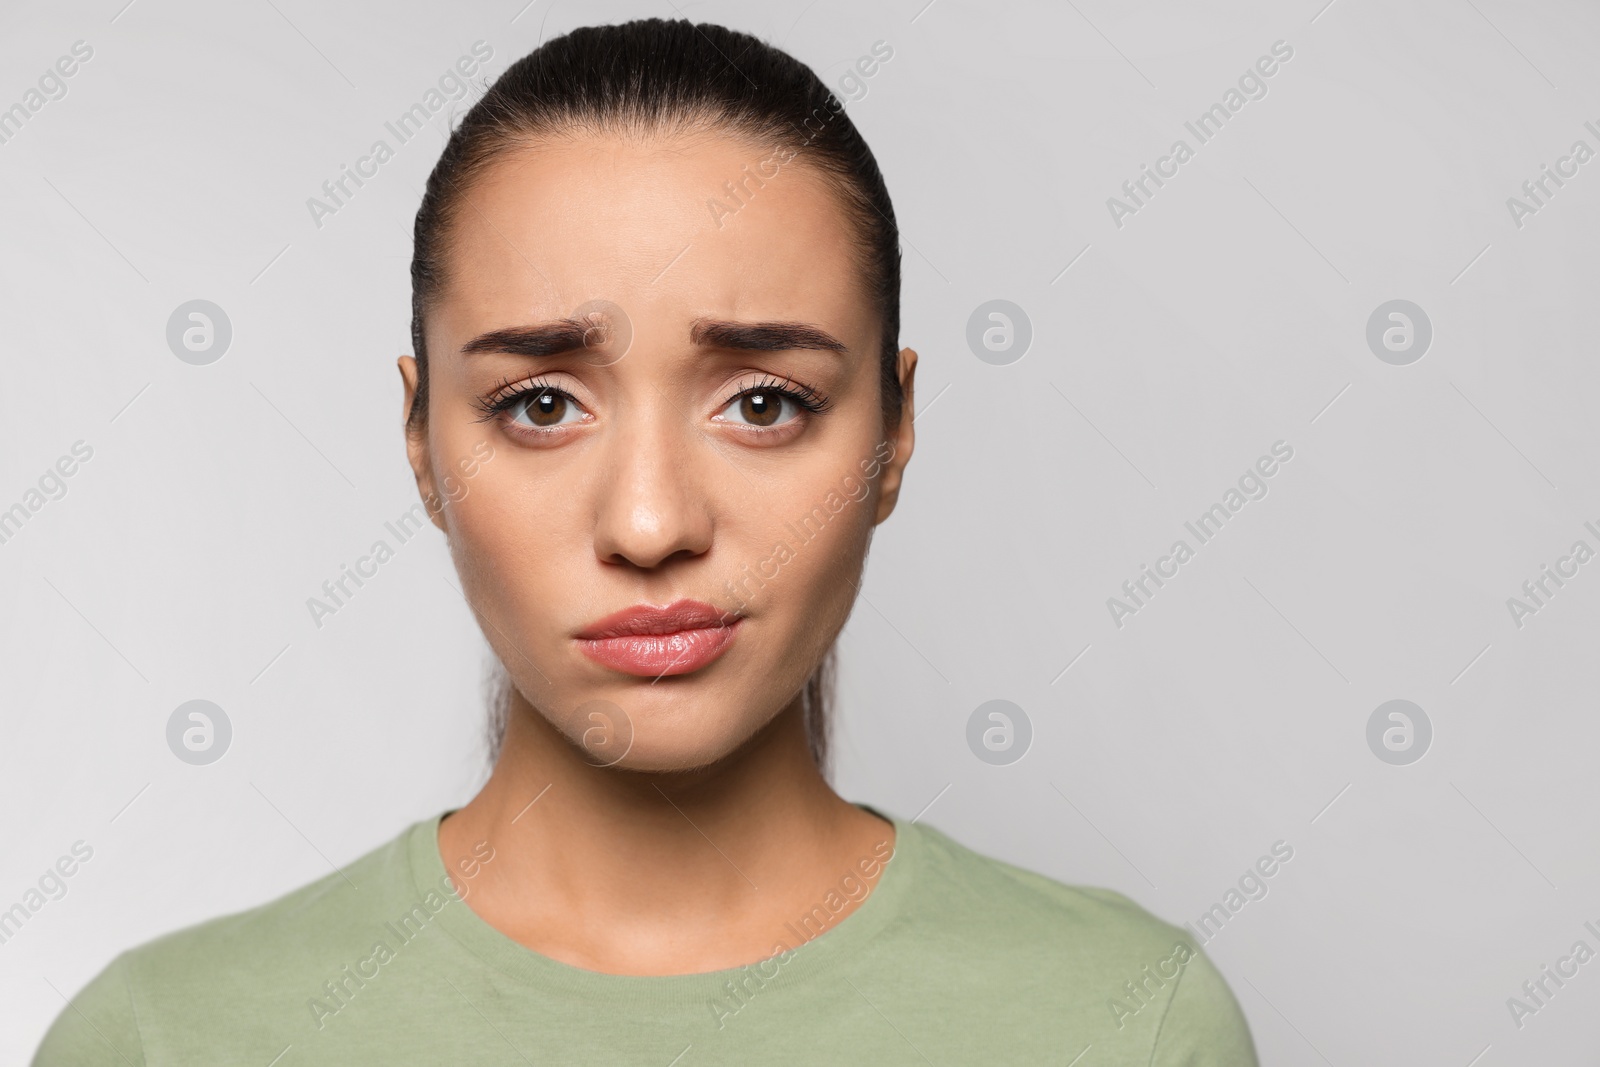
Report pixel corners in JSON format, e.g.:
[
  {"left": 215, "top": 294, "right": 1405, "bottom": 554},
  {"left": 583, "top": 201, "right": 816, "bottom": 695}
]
[
  {"left": 135, "top": 814, "right": 427, "bottom": 962},
  {"left": 894, "top": 817, "right": 1258, "bottom": 1063},
  {"left": 31, "top": 815, "right": 434, "bottom": 1066},
  {"left": 902, "top": 816, "right": 1186, "bottom": 947}
]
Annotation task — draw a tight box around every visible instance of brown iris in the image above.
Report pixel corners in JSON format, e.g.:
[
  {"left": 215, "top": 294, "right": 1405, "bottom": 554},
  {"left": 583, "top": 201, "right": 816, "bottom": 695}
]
[
  {"left": 519, "top": 390, "right": 567, "bottom": 426},
  {"left": 741, "top": 392, "right": 781, "bottom": 427}
]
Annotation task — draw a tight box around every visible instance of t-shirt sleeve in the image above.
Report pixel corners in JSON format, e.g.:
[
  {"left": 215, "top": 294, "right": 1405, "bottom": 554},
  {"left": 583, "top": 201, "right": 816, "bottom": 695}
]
[
  {"left": 31, "top": 952, "right": 146, "bottom": 1067},
  {"left": 1148, "top": 948, "right": 1258, "bottom": 1067}
]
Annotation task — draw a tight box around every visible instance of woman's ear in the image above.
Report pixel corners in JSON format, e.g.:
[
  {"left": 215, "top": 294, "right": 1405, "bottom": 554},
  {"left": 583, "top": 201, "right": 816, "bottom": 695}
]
[
  {"left": 397, "top": 356, "right": 447, "bottom": 532},
  {"left": 873, "top": 346, "right": 917, "bottom": 525}
]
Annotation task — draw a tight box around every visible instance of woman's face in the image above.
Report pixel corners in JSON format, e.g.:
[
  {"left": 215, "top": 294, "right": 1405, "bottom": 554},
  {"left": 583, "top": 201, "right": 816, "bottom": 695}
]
[{"left": 401, "top": 128, "right": 915, "bottom": 772}]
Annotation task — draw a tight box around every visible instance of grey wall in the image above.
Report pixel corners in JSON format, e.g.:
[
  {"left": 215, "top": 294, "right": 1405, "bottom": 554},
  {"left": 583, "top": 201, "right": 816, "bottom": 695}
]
[{"left": 3, "top": 0, "right": 1598, "bottom": 1062}]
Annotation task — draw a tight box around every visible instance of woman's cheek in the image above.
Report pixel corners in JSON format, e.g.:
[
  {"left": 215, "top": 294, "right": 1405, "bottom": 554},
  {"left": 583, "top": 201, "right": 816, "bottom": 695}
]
[
  {"left": 790, "top": 488, "right": 874, "bottom": 602},
  {"left": 444, "top": 483, "right": 533, "bottom": 607}
]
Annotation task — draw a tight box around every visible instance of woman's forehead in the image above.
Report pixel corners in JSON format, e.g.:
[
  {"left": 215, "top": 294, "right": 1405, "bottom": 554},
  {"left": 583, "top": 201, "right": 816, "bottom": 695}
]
[{"left": 435, "top": 132, "right": 874, "bottom": 340}]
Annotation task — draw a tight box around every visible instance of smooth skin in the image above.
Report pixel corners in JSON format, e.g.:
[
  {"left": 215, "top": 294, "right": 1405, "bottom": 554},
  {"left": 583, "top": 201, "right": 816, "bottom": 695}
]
[{"left": 397, "top": 125, "right": 918, "bottom": 976}]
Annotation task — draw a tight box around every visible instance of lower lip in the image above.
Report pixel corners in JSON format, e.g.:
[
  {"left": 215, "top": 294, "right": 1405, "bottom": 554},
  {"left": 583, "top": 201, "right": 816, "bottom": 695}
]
[{"left": 577, "top": 619, "right": 742, "bottom": 677}]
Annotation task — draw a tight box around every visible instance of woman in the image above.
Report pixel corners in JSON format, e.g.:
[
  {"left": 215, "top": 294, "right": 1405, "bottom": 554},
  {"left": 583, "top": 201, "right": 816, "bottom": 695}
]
[{"left": 36, "top": 18, "right": 1256, "bottom": 1064}]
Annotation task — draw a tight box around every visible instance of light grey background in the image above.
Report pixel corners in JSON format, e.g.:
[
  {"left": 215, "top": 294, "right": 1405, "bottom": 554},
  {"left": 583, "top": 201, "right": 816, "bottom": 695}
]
[{"left": 3, "top": 0, "right": 1598, "bottom": 1062}]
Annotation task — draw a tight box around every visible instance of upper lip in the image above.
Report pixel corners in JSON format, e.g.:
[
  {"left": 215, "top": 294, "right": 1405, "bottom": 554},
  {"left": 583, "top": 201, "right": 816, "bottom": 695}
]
[{"left": 576, "top": 599, "right": 741, "bottom": 639}]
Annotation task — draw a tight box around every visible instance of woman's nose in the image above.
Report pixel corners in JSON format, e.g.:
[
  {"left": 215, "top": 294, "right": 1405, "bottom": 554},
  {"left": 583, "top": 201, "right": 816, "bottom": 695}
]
[{"left": 589, "top": 404, "right": 715, "bottom": 570}]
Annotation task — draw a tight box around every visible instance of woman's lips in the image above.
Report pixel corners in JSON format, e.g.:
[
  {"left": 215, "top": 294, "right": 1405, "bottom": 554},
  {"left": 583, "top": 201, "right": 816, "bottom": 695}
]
[
  {"left": 578, "top": 622, "right": 741, "bottom": 677},
  {"left": 575, "top": 599, "right": 742, "bottom": 677}
]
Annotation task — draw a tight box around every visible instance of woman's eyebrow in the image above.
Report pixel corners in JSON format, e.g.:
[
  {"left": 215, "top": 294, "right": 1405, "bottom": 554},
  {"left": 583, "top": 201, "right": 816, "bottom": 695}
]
[
  {"left": 460, "top": 316, "right": 849, "bottom": 358},
  {"left": 460, "top": 319, "right": 593, "bottom": 357},
  {"left": 690, "top": 318, "right": 848, "bottom": 354}
]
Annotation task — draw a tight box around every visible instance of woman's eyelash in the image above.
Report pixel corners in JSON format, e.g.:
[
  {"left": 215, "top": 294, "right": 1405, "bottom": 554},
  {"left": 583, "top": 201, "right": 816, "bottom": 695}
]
[
  {"left": 472, "top": 374, "right": 833, "bottom": 422},
  {"left": 472, "top": 376, "right": 568, "bottom": 422},
  {"left": 731, "top": 374, "right": 832, "bottom": 415}
]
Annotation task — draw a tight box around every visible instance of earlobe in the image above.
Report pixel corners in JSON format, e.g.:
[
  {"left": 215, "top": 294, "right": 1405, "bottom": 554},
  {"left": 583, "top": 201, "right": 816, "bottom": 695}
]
[
  {"left": 397, "top": 356, "right": 447, "bottom": 533},
  {"left": 872, "top": 346, "right": 917, "bottom": 526}
]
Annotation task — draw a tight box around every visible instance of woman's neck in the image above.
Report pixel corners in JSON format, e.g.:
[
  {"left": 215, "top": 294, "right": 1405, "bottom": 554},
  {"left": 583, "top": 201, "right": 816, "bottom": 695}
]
[{"left": 436, "top": 687, "right": 895, "bottom": 976}]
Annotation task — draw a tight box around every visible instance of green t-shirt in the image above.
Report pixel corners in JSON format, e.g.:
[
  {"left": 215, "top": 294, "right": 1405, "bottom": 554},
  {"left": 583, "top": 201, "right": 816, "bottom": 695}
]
[{"left": 34, "top": 805, "right": 1257, "bottom": 1064}]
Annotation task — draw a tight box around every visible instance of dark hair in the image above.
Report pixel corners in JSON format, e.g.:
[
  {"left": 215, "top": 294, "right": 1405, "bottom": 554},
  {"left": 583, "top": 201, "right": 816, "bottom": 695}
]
[{"left": 409, "top": 18, "right": 902, "bottom": 773}]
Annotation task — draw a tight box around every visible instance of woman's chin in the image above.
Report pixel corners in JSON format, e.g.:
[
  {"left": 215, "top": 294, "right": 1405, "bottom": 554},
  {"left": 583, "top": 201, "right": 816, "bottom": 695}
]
[
  {"left": 569, "top": 712, "right": 771, "bottom": 776},
  {"left": 535, "top": 677, "right": 774, "bottom": 771}
]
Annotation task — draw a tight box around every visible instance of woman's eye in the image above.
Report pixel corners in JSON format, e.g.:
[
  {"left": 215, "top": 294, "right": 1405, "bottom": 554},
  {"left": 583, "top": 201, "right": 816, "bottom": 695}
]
[
  {"left": 716, "top": 390, "right": 802, "bottom": 429},
  {"left": 507, "top": 388, "right": 584, "bottom": 429}
]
